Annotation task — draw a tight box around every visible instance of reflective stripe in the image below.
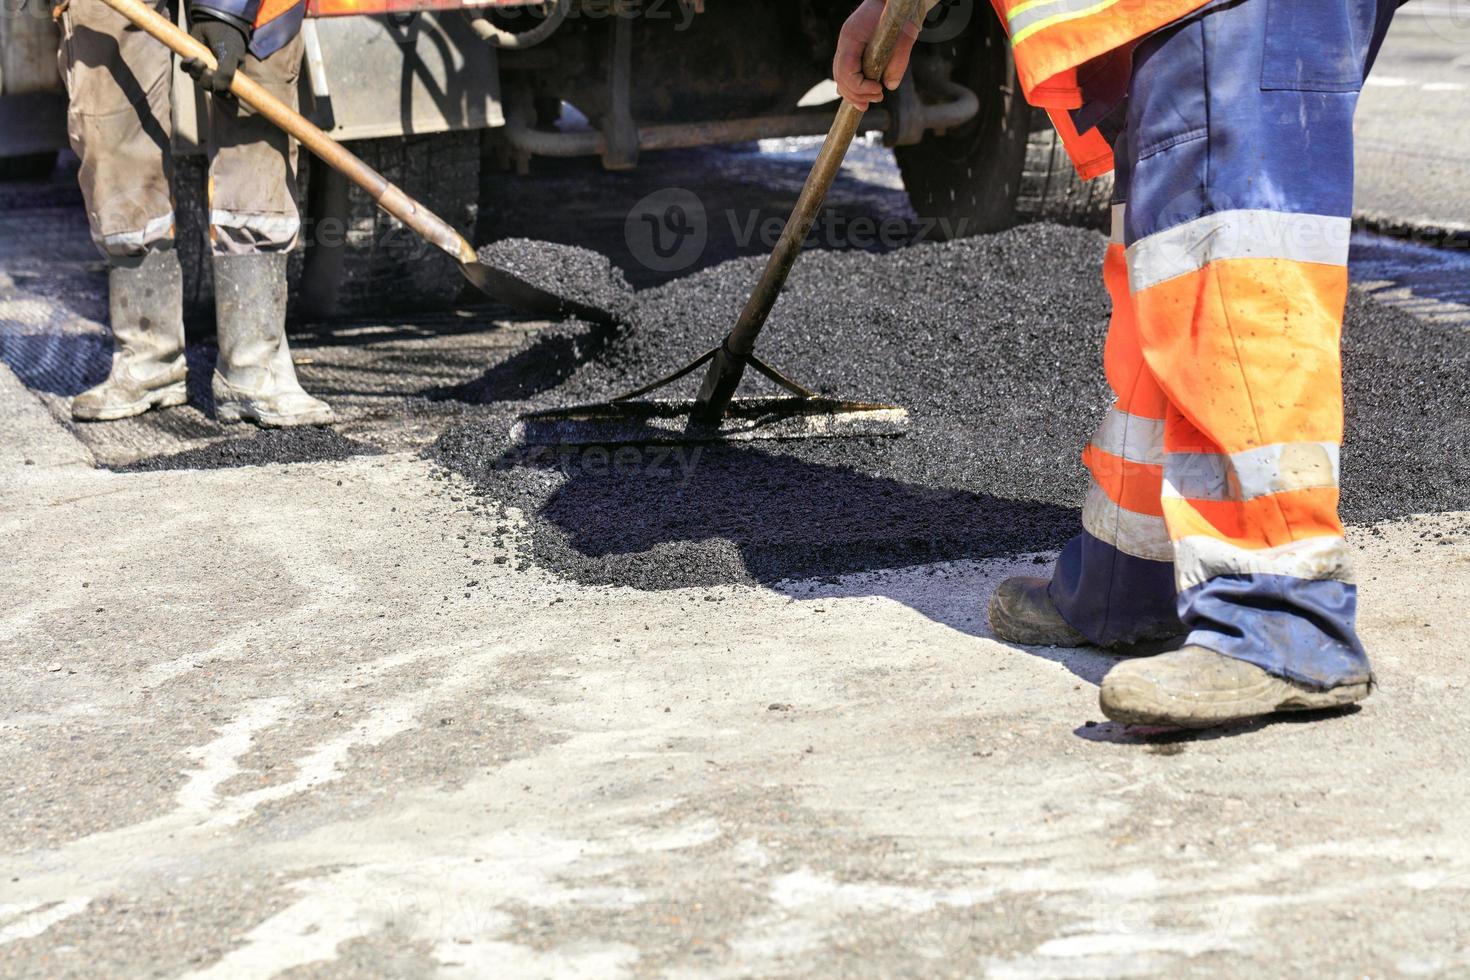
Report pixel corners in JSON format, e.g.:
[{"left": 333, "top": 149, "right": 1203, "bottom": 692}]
[
  {"left": 1008, "top": 0, "right": 1117, "bottom": 42},
  {"left": 1082, "top": 483, "right": 1173, "bottom": 562},
  {"left": 98, "top": 213, "right": 175, "bottom": 256},
  {"left": 209, "top": 210, "right": 302, "bottom": 240},
  {"left": 1163, "top": 442, "right": 1340, "bottom": 503},
  {"left": 1090, "top": 407, "right": 1164, "bottom": 467},
  {"left": 1174, "top": 534, "right": 1354, "bottom": 592},
  {"left": 1127, "top": 210, "right": 1351, "bottom": 294},
  {"left": 1109, "top": 203, "right": 1126, "bottom": 246}
]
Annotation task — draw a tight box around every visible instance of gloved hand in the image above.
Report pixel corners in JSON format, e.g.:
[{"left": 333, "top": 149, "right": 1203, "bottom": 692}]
[
  {"left": 182, "top": 13, "right": 248, "bottom": 94},
  {"left": 833, "top": 0, "right": 924, "bottom": 111}
]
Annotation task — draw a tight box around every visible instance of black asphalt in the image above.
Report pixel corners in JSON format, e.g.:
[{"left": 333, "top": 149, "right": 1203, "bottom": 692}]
[
  {"left": 430, "top": 224, "right": 1470, "bottom": 590},
  {"left": 114, "top": 428, "right": 377, "bottom": 472}
]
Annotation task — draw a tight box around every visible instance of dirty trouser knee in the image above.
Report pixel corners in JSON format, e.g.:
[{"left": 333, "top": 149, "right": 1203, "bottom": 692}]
[
  {"left": 1049, "top": 129, "right": 1183, "bottom": 649},
  {"left": 1051, "top": 0, "right": 1398, "bottom": 686},
  {"left": 59, "top": 0, "right": 175, "bottom": 258},
  {"left": 206, "top": 33, "right": 303, "bottom": 255}
]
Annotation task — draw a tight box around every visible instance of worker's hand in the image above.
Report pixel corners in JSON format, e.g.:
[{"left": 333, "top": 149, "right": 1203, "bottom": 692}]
[
  {"left": 182, "top": 13, "right": 248, "bottom": 94},
  {"left": 834, "top": 0, "right": 923, "bottom": 111}
]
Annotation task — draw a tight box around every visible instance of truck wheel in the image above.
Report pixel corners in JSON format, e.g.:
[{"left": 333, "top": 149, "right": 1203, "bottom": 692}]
[
  {"left": 1014, "top": 108, "right": 1113, "bottom": 229},
  {"left": 173, "top": 154, "right": 213, "bottom": 325},
  {"left": 0, "top": 151, "right": 58, "bottom": 181},
  {"left": 298, "top": 130, "right": 480, "bottom": 319},
  {"left": 893, "top": 13, "right": 1031, "bottom": 240}
]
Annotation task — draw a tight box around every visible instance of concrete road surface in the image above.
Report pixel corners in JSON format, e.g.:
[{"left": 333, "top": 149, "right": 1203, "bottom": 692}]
[
  {"left": 1356, "top": 4, "right": 1470, "bottom": 235},
  {"left": 2, "top": 365, "right": 1469, "bottom": 978}
]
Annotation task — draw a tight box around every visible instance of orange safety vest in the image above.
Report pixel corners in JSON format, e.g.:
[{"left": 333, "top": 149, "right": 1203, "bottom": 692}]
[{"left": 988, "top": 0, "right": 1212, "bottom": 179}]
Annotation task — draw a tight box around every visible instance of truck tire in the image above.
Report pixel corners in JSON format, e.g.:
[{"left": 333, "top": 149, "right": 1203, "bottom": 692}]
[
  {"left": 0, "top": 151, "right": 58, "bottom": 180},
  {"left": 298, "top": 130, "right": 480, "bottom": 319},
  {"left": 1014, "top": 108, "right": 1113, "bottom": 229},
  {"left": 173, "top": 154, "right": 213, "bottom": 324},
  {"left": 893, "top": 12, "right": 1032, "bottom": 240}
]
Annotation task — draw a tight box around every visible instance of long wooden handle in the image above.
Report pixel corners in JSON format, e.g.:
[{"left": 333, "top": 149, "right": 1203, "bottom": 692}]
[
  {"left": 726, "top": 0, "right": 924, "bottom": 358},
  {"left": 862, "top": 0, "right": 924, "bottom": 81},
  {"left": 97, "top": 0, "right": 478, "bottom": 266}
]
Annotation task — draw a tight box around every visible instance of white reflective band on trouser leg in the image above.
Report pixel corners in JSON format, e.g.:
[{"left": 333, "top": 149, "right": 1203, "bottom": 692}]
[
  {"left": 97, "top": 213, "right": 175, "bottom": 257},
  {"left": 1090, "top": 407, "right": 1165, "bottom": 466},
  {"left": 1081, "top": 484, "right": 1173, "bottom": 562},
  {"left": 1163, "top": 442, "right": 1340, "bottom": 503},
  {"left": 209, "top": 210, "right": 303, "bottom": 243},
  {"left": 1174, "top": 534, "right": 1355, "bottom": 592},
  {"left": 1110, "top": 203, "right": 1126, "bottom": 246},
  {"left": 1126, "top": 210, "right": 1352, "bottom": 294}
]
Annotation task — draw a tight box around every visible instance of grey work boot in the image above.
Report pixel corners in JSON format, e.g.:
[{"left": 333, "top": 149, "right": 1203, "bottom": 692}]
[
  {"left": 72, "top": 248, "right": 188, "bottom": 421},
  {"left": 988, "top": 576, "right": 1186, "bottom": 655},
  {"left": 989, "top": 577, "right": 1089, "bottom": 646},
  {"left": 211, "top": 252, "right": 333, "bottom": 427},
  {"left": 1099, "top": 646, "right": 1371, "bottom": 729}
]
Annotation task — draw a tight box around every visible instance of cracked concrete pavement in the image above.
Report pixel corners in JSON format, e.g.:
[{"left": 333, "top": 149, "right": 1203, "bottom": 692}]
[{"left": 2, "top": 360, "right": 1469, "bottom": 978}]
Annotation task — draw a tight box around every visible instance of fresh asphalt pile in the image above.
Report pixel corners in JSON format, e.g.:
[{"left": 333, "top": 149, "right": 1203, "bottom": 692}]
[
  {"left": 431, "top": 222, "right": 1470, "bottom": 590},
  {"left": 114, "top": 428, "right": 376, "bottom": 472},
  {"left": 476, "top": 238, "right": 636, "bottom": 323}
]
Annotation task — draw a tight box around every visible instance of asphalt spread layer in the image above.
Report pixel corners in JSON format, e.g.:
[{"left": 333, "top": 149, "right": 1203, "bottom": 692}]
[
  {"left": 113, "top": 428, "right": 376, "bottom": 472},
  {"left": 476, "top": 238, "right": 635, "bottom": 323},
  {"left": 430, "top": 224, "right": 1470, "bottom": 590}
]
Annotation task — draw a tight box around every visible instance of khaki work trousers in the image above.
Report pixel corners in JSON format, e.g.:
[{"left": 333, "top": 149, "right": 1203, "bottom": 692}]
[{"left": 58, "top": 0, "right": 302, "bottom": 259}]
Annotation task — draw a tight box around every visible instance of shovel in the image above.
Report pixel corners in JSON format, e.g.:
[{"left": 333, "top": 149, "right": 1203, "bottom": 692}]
[
  {"left": 98, "top": 0, "right": 625, "bottom": 326},
  {"left": 514, "top": 0, "right": 921, "bottom": 446}
]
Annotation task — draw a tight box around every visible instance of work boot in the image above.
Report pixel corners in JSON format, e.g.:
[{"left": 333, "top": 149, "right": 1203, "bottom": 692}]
[
  {"left": 988, "top": 577, "right": 1089, "bottom": 646},
  {"left": 1099, "top": 646, "right": 1371, "bottom": 729},
  {"left": 72, "top": 248, "right": 188, "bottom": 421},
  {"left": 988, "top": 576, "right": 1186, "bottom": 654},
  {"left": 211, "top": 252, "right": 334, "bottom": 427}
]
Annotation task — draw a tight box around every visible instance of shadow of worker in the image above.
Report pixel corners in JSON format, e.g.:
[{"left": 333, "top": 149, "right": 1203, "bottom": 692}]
[{"left": 493, "top": 438, "right": 1125, "bottom": 685}]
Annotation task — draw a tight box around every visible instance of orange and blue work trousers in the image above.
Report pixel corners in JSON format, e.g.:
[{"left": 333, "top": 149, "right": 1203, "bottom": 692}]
[{"left": 1048, "top": 0, "right": 1398, "bottom": 688}]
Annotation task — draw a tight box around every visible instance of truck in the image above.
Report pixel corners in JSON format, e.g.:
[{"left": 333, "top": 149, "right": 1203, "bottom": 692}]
[{"left": 1, "top": 0, "right": 1105, "bottom": 317}]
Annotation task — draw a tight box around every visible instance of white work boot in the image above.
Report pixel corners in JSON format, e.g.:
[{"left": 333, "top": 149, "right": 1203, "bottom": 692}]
[
  {"left": 211, "top": 253, "right": 334, "bottom": 427},
  {"left": 1099, "top": 646, "right": 1372, "bottom": 729},
  {"left": 72, "top": 247, "right": 188, "bottom": 421}
]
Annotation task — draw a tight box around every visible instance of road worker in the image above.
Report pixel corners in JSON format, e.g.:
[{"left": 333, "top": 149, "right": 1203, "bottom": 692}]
[
  {"left": 837, "top": 0, "right": 1396, "bottom": 727},
  {"left": 62, "top": 0, "right": 332, "bottom": 425}
]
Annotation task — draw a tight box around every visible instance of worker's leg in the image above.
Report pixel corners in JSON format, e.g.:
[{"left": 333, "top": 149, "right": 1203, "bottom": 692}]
[
  {"left": 1100, "top": 0, "right": 1398, "bottom": 724},
  {"left": 60, "top": 0, "right": 188, "bottom": 420},
  {"left": 991, "top": 132, "right": 1183, "bottom": 651},
  {"left": 206, "top": 34, "right": 332, "bottom": 427},
  {"left": 206, "top": 33, "right": 303, "bottom": 256},
  {"left": 1046, "top": 129, "right": 1184, "bottom": 647}
]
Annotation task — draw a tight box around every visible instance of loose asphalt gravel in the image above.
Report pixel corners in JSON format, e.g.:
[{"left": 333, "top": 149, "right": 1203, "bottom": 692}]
[
  {"left": 429, "top": 223, "right": 1470, "bottom": 590},
  {"left": 113, "top": 428, "right": 377, "bottom": 472},
  {"left": 477, "top": 238, "right": 636, "bottom": 323}
]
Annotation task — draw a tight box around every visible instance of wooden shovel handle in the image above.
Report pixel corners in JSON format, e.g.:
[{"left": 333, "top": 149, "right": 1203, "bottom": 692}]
[
  {"left": 863, "top": 0, "right": 925, "bottom": 82},
  {"left": 97, "top": 0, "right": 478, "bottom": 266},
  {"left": 724, "top": 0, "right": 925, "bottom": 358}
]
